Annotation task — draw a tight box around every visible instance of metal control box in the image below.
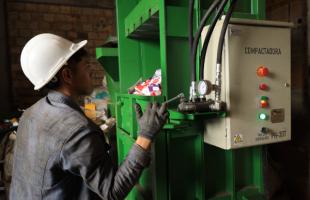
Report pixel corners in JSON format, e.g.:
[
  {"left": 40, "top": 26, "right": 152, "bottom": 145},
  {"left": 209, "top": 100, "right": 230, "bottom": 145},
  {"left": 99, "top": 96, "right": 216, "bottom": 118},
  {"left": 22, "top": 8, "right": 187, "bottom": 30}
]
[{"left": 203, "top": 19, "right": 292, "bottom": 149}]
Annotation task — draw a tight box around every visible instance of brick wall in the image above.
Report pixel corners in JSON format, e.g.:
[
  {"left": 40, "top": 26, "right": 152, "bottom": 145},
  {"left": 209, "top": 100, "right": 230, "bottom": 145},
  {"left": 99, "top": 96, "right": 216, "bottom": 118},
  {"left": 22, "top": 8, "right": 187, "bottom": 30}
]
[{"left": 6, "top": 1, "right": 115, "bottom": 109}]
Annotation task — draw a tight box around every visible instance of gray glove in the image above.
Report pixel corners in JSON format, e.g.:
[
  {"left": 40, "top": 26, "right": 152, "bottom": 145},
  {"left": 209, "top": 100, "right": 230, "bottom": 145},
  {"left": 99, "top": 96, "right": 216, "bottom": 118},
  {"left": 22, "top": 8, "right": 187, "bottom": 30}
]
[{"left": 134, "top": 102, "right": 169, "bottom": 141}]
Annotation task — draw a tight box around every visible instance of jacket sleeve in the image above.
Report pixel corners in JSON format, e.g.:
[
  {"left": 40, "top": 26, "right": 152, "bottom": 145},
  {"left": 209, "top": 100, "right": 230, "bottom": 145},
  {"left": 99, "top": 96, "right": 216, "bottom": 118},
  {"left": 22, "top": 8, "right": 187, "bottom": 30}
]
[{"left": 59, "top": 126, "right": 150, "bottom": 200}]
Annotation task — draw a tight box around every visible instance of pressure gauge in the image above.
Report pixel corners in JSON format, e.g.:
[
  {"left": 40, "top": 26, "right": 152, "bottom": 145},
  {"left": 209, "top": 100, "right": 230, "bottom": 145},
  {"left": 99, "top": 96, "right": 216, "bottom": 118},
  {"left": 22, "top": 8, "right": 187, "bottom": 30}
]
[{"left": 197, "top": 80, "right": 212, "bottom": 96}]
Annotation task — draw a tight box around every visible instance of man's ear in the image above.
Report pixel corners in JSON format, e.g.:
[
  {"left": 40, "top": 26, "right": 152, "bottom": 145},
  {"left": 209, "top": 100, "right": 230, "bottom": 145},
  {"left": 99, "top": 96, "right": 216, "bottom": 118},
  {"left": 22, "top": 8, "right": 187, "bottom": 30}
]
[{"left": 60, "top": 68, "right": 73, "bottom": 85}]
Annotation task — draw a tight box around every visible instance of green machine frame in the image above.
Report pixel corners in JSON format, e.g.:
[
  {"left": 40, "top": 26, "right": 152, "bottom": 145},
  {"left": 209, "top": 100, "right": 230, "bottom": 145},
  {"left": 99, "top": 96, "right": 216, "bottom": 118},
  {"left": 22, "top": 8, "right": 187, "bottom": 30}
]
[{"left": 96, "top": 0, "right": 266, "bottom": 199}]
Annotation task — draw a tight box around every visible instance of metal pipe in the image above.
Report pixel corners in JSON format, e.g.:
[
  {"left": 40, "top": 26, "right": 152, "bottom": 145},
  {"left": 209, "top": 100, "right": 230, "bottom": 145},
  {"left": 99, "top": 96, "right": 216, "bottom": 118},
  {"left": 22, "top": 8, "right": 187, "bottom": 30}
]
[
  {"left": 163, "top": 93, "right": 185, "bottom": 104},
  {"left": 178, "top": 98, "right": 214, "bottom": 113},
  {"left": 214, "top": 63, "right": 222, "bottom": 102}
]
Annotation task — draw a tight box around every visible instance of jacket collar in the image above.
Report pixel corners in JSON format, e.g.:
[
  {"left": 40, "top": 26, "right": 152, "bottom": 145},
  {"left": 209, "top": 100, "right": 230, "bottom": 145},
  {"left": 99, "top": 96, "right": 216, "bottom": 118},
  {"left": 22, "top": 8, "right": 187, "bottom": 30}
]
[{"left": 47, "top": 90, "right": 84, "bottom": 115}]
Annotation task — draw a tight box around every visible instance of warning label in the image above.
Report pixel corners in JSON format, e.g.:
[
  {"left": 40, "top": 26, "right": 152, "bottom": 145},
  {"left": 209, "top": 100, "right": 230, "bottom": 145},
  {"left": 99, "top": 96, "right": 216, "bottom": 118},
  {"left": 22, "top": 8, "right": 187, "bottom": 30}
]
[{"left": 233, "top": 134, "right": 244, "bottom": 144}]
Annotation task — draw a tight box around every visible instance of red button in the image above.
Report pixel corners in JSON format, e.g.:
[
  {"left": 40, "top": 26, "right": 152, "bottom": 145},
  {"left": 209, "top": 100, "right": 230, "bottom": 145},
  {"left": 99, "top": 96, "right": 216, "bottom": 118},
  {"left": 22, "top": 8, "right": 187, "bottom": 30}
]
[
  {"left": 259, "top": 83, "right": 269, "bottom": 90},
  {"left": 257, "top": 66, "right": 269, "bottom": 77},
  {"left": 260, "top": 100, "right": 268, "bottom": 108}
]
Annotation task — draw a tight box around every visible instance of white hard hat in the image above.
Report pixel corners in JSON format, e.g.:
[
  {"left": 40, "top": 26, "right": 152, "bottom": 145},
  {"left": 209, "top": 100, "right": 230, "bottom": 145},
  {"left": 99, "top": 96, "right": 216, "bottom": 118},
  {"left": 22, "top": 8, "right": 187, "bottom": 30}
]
[{"left": 20, "top": 33, "right": 87, "bottom": 90}]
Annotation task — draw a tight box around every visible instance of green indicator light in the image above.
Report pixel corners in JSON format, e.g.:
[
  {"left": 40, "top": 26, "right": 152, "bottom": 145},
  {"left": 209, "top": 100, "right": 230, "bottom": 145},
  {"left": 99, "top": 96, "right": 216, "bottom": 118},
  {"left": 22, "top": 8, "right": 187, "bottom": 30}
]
[{"left": 259, "top": 113, "right": 267, "bottom": 120}]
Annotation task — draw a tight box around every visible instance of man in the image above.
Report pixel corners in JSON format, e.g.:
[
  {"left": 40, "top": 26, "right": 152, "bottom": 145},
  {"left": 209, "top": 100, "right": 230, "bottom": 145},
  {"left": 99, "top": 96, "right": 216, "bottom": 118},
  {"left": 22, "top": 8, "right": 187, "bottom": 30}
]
[{"left": 10, "top": 33, "right": 169, "bottom": 200}]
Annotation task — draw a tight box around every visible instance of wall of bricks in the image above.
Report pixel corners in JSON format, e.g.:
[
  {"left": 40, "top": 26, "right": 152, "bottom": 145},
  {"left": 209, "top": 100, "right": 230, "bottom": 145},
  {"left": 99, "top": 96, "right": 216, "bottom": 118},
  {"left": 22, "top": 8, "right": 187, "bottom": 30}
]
[{"left": 6, "top": 1, "right": 115, "bottom": 109}]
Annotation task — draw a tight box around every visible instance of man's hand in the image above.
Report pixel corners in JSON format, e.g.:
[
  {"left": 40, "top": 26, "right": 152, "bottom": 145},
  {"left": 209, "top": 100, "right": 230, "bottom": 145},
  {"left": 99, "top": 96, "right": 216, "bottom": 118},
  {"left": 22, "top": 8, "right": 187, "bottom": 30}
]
[{"left": 134, "top": 102, "right": 169, "bottom": 147}]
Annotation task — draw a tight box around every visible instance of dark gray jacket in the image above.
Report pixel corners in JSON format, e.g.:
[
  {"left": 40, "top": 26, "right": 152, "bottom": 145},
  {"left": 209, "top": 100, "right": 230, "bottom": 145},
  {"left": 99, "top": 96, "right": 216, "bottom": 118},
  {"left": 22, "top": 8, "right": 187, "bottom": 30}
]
[{"left": 10, "top": 91, "right": 150, "bottom": 200}]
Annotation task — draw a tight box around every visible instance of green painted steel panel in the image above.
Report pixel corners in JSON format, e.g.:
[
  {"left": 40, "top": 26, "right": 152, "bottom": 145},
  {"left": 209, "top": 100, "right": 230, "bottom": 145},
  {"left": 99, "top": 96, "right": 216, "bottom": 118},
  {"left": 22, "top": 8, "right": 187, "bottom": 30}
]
[
  {"left": 167, "top": 127, "right": 205, "bottom": 199},
  {"left": 125, "top": 0, "right": 159, "bottom": 37},
  {"left": 96, "top": 47, "right": 119, "bottom": 117}
]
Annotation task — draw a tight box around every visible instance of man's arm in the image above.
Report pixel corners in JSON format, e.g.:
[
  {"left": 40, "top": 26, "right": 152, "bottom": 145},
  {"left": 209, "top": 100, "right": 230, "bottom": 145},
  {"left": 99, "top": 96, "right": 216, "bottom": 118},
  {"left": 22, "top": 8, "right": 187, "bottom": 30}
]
[
  {"left": 136, "top": 136, "right": 152, "bottom": 150},
  {"left": 59, "top": 102, "right": 168, "bottom": 199},
  {"left": 60, "top": 127, "right": 151, "bottom": 200}
]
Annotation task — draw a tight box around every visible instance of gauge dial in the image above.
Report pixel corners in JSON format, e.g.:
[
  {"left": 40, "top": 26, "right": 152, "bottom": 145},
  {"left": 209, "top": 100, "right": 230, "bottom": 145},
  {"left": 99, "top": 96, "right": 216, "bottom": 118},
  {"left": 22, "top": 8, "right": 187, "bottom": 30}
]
[{"left": 197, "top": 80, "right": 212, "bottom": 96}]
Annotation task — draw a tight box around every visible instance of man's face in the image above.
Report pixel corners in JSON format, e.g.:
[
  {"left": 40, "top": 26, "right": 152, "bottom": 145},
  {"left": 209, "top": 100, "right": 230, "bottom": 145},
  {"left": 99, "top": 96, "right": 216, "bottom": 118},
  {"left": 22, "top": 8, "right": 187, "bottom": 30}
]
[{"left": 71, "top": 57, "right": 94, "bottom": 96}]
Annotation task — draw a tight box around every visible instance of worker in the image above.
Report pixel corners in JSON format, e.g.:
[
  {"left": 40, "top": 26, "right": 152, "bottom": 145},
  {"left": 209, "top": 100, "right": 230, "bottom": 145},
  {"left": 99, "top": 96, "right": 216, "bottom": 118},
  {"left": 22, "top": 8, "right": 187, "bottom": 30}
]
[{"left": 10, "top": 33, "right": 169, "bottom": 200}]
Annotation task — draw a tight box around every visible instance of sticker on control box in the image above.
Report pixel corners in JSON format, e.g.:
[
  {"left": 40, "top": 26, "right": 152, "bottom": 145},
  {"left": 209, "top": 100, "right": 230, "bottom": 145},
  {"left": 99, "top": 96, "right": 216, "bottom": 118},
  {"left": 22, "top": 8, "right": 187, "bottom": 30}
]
[
  {"left": 271, "top": 109, "right": 285, "bottom": 123},
  {"left": 233, "top": 134, "right": 244, "bottom": 145}
]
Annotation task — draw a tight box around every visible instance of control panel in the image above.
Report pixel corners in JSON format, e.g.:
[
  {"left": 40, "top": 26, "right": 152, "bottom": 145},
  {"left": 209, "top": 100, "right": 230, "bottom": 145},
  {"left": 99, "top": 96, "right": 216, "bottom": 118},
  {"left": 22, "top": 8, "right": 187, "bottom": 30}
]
[{"left": 203, "top": 19, "right": 292, "bottom": 149}]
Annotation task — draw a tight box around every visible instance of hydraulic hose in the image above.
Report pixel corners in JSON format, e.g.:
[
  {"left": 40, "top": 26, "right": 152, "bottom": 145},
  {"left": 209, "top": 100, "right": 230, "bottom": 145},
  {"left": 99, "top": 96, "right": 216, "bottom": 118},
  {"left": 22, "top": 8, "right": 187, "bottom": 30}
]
[
  {"left": 214, "top": 0, "right": 237, "bottom": 103},
  {"left": 190, "top": 0, "right": 221, "bottom": 83},
  {"left": 199, "top": 0, "right": 229, "bottom": 80},
  {"left": 216, "top": 0, "right": 237, "bottom": 65}
]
